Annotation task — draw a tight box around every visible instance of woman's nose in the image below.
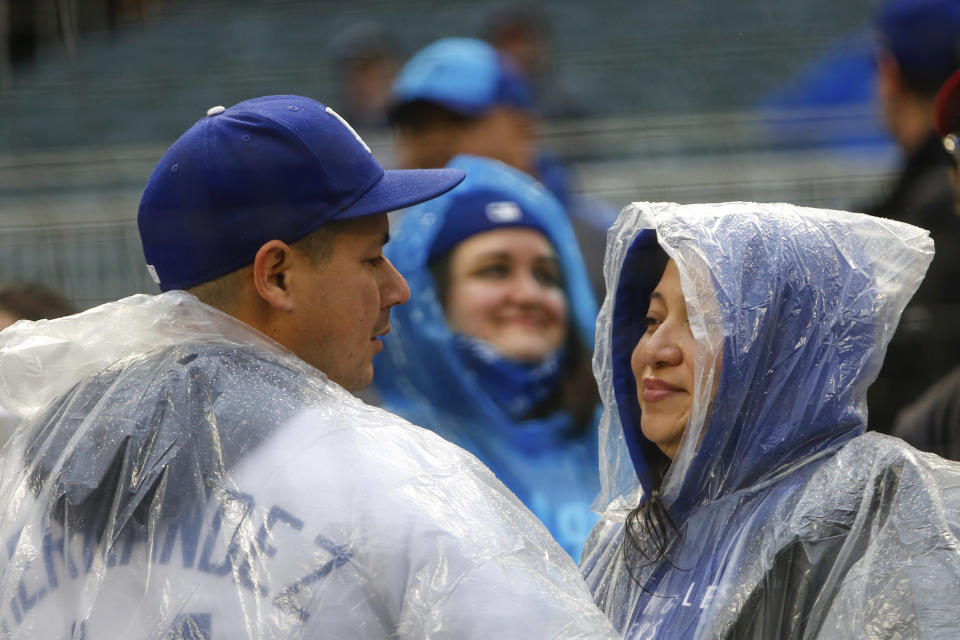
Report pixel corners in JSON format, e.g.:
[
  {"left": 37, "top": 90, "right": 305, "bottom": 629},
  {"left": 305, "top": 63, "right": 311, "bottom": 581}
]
[
  {"left": 641, "top": 324, "right": 683, "bottom": 367},
  {"left": 508, "top": 271, "right": 544, "bottom": 302}
]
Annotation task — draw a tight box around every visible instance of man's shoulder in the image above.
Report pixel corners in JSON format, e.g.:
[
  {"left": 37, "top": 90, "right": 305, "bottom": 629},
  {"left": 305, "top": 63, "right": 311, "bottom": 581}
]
[
  {"left": 254, "top": 400, "right": 488, "bottom": 482},
  {"left": 234, "top": 397, "right": 519, "bottom": 515},
  {"left": 227, "top": 399, "right": 537, "bottom": 568}
]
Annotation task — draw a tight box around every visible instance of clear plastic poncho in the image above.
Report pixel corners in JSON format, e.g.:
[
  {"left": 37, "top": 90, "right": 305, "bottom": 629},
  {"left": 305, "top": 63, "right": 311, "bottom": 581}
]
[
  {"left": 581, "top": 202, "right": 960, "bottom": 638},
  {"left": 0, "top": 292, "right": 618, "bottom": 639}
]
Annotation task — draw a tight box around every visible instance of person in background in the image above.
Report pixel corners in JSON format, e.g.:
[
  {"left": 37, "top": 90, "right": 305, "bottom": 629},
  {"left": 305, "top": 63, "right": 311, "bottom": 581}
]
[
  {"left": 389, "top": 37, "right": 614, "bottom": 297},
  {"left": 863, "top": 0, "right": 960, "bottom": 432},
  {"left": 581, "top": 200, "right": 960, "bottom": 638},
  {"left": 374, "top": 154, "right": 601, "bottom": 560},
  {"left": 482, "top": 4, "right": 593, "bottom": 121},
  {"left": 328, "top": 21, "right": 399, "bottom": 132},
  {"left": 889, "top": 65, "right": 960, "bottom": 458},
  {"left": 389, "top": 37, "right": 537, "bottom": 175}
]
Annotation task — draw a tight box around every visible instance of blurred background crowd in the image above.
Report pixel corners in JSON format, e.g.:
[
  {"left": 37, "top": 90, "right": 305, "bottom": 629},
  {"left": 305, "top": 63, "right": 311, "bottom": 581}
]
[
  {"left": 1, "top": 0, "right": 959, "bottom": 484},
  {"left": 0, "top": 0, "right": 902, "bottom": 304}
]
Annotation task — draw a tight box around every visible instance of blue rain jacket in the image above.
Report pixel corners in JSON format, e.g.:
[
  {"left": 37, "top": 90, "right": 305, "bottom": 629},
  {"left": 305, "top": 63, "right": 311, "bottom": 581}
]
[
  {"left": 374, "top": 155, "right": 601, "bottom": 559},
  {"left": 581, "top": 202, "right": 960, "bottom": 638}
]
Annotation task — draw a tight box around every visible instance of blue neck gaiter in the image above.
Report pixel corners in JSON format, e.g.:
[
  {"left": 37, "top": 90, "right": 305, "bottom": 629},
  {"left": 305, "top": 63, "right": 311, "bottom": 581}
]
[{"left": 452, "top": 334, "right": 564, "bottom": 420}]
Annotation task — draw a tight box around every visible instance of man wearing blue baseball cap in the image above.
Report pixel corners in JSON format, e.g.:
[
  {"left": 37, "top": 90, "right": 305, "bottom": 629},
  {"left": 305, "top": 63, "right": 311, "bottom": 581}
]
[
  {"left": 138, "top": 95, "right": 466, "bottom": 391},
  {"left": 0, "top": 96, "right": 618, "bottom": 638}
]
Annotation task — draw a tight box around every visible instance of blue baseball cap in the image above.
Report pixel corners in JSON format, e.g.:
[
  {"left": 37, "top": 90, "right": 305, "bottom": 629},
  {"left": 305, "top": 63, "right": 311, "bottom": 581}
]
[
  {"left": 139, "top": 95, "right": 466, "bottom": 291},
  {"left": 428, "top": 187, "right": 551, "bottom": 260},
  {"left": 425, "top": 155, "right": 557, "bottom": 261},
  {"left": 390, "top": 38, "right": 532, "bottom": 118},
  {"left": 877, "top": 0, "right": 960, "bottom": 88}
]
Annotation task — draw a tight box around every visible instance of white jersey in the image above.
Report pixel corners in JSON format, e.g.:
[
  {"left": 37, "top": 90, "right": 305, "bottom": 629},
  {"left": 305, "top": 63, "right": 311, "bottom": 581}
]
[{"left": 0, "top": 292, "right": 616, "bottom": 639}]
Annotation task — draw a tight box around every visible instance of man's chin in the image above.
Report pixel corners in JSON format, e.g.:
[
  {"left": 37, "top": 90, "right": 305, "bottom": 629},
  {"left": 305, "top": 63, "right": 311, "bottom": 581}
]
[
  {"left": 326, "top": 360, "right": 375, "bottom": 393},
  {"left": 349, "top": 363, "right": 376, "bottom": 393}
]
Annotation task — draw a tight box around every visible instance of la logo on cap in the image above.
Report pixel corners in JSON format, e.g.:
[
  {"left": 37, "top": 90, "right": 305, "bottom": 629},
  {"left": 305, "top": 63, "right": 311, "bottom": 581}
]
[
  {"left": 325, "top": 107, "right": 371, "bottom": 154},
  {"left": 485, "top": 201, "right": 522, "bottom": 222}
]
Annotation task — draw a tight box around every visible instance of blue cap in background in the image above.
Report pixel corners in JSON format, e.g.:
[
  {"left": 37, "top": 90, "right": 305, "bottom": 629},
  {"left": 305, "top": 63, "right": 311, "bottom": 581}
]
[
  {"left": 877, "top": 0, "right": 960, "bottom": 87},
  {"left": 428, "top": 186, "right": 551, "bottom": 260},
  {"left": 390, "top": 37, "right": 532, "bottom": 118},
  {"left": 138, "top": 95, "right": 465, "bottom": 291},
  {"left": 419, "top": 155, "right": 561, "bottom": 262}
]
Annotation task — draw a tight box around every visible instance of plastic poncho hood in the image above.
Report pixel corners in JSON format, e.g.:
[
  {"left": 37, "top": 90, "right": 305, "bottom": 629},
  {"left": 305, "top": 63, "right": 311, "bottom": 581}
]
[
  {"left": 593, "top": 201, "right": 932, "bottom": 515},
  {"left": 582, "top": 202, "right": 960, "bottom": 639},
  {"left": 374, "top": 155, "right": 601, "bottom": 559},
  {"left": 376, "top": 153, "right": 598, "bottom": 414},
  {"left": 0, "top": 292, "right": 618, "bottom": 639}
]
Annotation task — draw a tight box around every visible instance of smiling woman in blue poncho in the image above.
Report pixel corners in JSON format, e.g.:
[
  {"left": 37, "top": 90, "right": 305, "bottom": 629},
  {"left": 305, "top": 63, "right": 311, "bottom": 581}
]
[
  {"left": 373, "top": 155, "right": 600, "bottom": 559},
  {"left": 582, "top": 201, "right": 960, "bottom": 638}
]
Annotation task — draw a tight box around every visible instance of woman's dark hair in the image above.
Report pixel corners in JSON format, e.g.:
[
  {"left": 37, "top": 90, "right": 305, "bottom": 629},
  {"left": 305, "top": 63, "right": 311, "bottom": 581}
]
[
  {"left": 528, "top": 326, "right": 598, "bottom": 436},
  {"left": 429, "top": 250, "right": 599, "bottom": 435},
  {"left": 0, "top": 282, "right": 75, "bottom": 321},
  {"left": 622, "top": 450, "right": 681, "bottom": 584}
]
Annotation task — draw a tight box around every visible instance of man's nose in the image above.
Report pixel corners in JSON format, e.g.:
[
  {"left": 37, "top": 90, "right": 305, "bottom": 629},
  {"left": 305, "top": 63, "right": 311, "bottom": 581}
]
[{"left": 382, "top": 257, "right": 410, "bottom": 307}]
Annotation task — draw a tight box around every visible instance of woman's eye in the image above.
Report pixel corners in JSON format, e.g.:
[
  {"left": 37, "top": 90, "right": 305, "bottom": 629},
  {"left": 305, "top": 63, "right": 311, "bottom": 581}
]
[
  {"left": 367, "top": 255, "right": 386, "bottom": 267},
  {"left": 534, "top": 268, "right": 562, "bottom": 287},
  {"left": 476, "top": 264, "right": 510, "bottom": 278},
  {"left": 643, "top": 316, "right": 661, "bottom": 333}
]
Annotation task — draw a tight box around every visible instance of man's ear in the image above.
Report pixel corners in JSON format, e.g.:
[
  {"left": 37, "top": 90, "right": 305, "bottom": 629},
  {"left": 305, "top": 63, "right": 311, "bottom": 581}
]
[{"left": 252, "top": 240, "right": 296, "bottom": 312}]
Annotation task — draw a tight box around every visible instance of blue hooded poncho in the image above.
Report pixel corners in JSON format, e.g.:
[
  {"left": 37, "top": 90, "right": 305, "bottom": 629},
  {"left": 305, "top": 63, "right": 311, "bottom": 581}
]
[
  {"left": 374, "top": 155, "right": 601, "bottom": 559},
  {"left": 582, "top": 202, "right": 960, "bottom": 638}
]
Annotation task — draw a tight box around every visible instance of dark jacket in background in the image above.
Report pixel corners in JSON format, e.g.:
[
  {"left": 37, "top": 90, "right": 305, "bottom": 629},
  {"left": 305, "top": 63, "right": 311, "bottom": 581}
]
[
  {"left": 863, "top": 133, "right": 960, "bottom": 437},
  {"left": 891, "top": 365, "right": 960, "bottom": 459}
]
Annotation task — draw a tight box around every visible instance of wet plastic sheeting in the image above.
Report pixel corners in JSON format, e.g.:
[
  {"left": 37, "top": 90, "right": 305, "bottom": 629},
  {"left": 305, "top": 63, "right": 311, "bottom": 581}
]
[
  {"left": 0, "top": 292, "right": 617, "bottom": 638},
  {"left": 582, "top": 202, "right": 960, "bottom": 638}
]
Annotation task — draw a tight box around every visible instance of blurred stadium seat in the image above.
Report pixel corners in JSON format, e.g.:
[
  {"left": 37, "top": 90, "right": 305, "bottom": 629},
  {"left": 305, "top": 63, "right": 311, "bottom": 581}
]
[{"left": 0, "top": 0, "right": 897, "bottom": 308}]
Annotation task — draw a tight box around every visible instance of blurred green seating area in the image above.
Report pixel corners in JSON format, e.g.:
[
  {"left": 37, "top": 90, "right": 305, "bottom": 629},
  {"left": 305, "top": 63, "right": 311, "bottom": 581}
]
[{"left": 0, "top": 0, "right": 896, "bottom": 307}]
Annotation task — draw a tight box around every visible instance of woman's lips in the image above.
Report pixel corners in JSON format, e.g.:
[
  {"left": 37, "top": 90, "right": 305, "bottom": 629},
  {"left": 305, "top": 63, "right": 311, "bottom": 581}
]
[
  {"left": 371, "top": 326, "right": 390, "bottom": 351},
  {"left": 499, "top": 314, "right": 548, "bottom": 329},
  {"left": 641, "top": 377, "right": 685, "bottom": 403}
]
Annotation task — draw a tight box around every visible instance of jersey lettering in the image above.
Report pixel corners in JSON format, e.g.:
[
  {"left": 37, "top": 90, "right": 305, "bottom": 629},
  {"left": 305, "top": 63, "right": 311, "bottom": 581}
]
[{"left": 2, "top": 495, "right": 350, "bottom": 633}]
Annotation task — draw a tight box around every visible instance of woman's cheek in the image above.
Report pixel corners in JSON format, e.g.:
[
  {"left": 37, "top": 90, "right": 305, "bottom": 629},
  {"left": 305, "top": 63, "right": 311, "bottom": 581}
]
[{"left": 547, "top": 290, "right": 568, "bottom": 325}]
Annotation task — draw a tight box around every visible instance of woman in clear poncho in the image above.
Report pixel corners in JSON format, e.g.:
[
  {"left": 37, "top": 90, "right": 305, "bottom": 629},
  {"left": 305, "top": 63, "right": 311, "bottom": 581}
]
[
  {"left": 581, "top": 201, "right": 960, "bottom": 638},
  {"left": 374, "top": 155, "right": 600, "bottom": 559}
]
